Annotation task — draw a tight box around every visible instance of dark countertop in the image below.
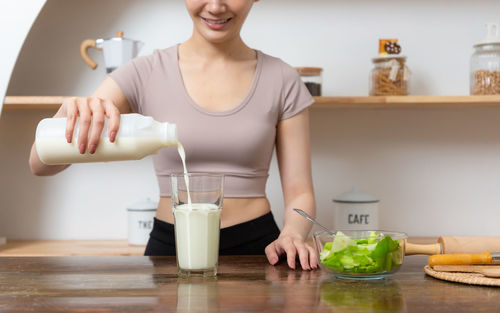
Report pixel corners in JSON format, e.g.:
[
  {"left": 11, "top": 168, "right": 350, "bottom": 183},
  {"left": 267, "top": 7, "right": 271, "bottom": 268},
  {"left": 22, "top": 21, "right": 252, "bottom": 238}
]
[{"left": 0, "top": 255, "right": 499, "bottom": 313}]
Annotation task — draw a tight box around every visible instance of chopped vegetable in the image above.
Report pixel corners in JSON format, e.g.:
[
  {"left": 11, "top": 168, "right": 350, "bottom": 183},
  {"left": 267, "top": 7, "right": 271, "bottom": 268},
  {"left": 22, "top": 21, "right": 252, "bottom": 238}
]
[{"left": 320, "top": 231, "right": 403, "bottom": 274}]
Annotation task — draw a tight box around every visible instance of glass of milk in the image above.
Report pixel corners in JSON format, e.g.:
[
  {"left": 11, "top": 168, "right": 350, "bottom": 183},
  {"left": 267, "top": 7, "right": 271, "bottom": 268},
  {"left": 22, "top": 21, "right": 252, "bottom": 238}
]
[{"left": 171, "top": 173, "right": 224, "bottom": 277}]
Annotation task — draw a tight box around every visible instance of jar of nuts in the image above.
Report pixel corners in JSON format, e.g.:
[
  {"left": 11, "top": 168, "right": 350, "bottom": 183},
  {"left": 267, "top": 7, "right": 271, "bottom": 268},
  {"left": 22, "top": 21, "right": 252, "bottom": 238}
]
[
  {"left": 370, "top": 56, "right": 410, "bottom": 96},
  {"left": 296, "top": 67, "right": 323, "bottom": 96},
  {"left": 370, "top": 39, "right": 410, "bottom": 96},
  {"left": 470, "top": 23, "right": 500, "bottom": 95}
]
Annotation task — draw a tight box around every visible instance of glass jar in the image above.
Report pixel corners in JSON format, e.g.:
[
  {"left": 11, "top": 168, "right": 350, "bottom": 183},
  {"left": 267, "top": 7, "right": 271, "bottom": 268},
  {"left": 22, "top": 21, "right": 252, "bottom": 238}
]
[
  {"left": 470, "top": 24, "right": 500, "bottom": 95},
  {"left": 296, "top": 67, "right": 323, "bottom": 96},
  {"left": 370, "top": 56, "right": 409, "bottom": 96}
]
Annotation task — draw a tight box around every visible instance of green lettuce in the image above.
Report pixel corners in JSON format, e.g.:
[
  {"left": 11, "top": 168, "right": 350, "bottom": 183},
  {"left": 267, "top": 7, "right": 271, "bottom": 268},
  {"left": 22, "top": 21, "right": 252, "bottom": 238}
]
[{"left": 320, "top": 231, "right": 403, "bottom": 274}]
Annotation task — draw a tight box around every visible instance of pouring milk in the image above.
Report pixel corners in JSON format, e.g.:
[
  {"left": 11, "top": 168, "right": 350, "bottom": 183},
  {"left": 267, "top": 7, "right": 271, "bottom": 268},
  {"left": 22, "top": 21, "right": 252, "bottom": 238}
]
[{"left": 35, "top": 113, "right": 222, "bottom": 273}]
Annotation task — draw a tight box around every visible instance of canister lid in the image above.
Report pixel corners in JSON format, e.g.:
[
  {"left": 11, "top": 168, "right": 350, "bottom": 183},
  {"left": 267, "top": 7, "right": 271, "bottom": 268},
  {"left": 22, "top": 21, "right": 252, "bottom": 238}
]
[
  {"left": 372, "top": 55, "right": 407, "bottom": 63},
  {"left": 295, "top": 67, "right": 323, "bottom": 76},
  {"left": 127, "top": 198, "right": 158, "bottom": 212},
  {"left": 333, "top": 187, "right": 380, "bottom": 203},
  {"left": 474, "top": 23, "right": 500, "bottom": 46}
]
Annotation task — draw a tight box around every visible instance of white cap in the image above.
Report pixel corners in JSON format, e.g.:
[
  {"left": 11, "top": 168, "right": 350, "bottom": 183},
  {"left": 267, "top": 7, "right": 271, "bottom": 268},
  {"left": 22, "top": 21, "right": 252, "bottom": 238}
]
[
  {"left": 475, "top": 23, "right": 500, "bottom": 46},
  {"left": 333, "top": 187, "right": 380, "bottom": 203},
  {"left": 127, "top": 198, "right": 158, "bottom": 212}
]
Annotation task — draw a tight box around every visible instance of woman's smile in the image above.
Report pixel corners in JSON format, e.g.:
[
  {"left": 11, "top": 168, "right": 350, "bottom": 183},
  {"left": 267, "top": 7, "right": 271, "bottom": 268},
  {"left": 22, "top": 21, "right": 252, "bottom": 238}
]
[{"left": 201, "top": 17, "right": 233, "bottom": 30}]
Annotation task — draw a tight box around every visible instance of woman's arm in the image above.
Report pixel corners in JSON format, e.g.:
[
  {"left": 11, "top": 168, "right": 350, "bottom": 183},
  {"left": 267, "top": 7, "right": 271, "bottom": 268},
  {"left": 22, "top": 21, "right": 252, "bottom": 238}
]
[
  {"left": 29, "top": 77, "right": 131, "bottom": 176},
  {"left": 265, "top": 108, "right": 318, "bottom": 270}
]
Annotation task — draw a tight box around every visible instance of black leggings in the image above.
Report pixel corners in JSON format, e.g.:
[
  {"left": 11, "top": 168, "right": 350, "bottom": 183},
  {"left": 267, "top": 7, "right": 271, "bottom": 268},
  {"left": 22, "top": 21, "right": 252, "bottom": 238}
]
[{"left": 144, "top": 212, "right": 281, "bottom": 256}]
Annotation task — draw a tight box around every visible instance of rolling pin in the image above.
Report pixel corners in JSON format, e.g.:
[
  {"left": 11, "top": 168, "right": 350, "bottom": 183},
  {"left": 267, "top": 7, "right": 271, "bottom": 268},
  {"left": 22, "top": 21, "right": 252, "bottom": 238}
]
[
  {"left": 405, "top": 236, "right": 500, "bottom": 255},
  {"left": 428, "top": 252, "right": 500, "bottom": 266}
]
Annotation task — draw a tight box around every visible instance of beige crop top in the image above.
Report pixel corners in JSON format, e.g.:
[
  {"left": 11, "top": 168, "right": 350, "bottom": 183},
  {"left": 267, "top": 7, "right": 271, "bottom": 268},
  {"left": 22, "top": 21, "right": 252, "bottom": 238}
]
[{"left": 110, "top": 45, "right": 313, "bottom": 197}]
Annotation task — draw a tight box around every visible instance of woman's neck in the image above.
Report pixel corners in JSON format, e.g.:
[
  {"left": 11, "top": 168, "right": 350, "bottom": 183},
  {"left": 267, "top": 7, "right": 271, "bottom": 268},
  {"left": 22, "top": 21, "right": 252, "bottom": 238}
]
[{"left": 180, "top": 34, "right": 255, "bottom": 62}]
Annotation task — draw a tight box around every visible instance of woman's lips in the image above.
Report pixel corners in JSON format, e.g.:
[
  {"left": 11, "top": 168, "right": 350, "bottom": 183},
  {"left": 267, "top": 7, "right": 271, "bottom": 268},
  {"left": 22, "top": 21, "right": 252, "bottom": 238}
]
[{"left": 201, "top": 17, "right": 232, "bottom": 30}]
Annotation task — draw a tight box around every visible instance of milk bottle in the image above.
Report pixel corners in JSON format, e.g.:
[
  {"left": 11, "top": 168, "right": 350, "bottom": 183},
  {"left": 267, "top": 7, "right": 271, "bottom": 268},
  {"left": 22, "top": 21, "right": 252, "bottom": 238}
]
[{"left": 35, "top": 113, "right": 177, "bottom": 164}]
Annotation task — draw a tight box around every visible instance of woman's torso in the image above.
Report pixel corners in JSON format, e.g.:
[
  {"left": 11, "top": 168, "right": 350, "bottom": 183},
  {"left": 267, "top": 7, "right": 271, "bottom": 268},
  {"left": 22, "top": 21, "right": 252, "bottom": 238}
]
[
  {"left": 156, "top": 197, "right": 271, "bottom": 228},
  {"left": 155, "top": 44, "right": 271, "bottom": 227}
]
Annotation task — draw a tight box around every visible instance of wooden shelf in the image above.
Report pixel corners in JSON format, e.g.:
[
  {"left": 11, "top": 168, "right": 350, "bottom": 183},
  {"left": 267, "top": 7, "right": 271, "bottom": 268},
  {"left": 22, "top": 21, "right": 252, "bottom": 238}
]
[
  {"left": 313, "top": 95, "right": 500, "bottom": 109},
  {"left": 3, "top": 96, "right": 67, "bottom": 110},
  {"left": 0, "top": 240, "right": 145, "bottom": 256},
  {"left": 4, "top": 95, "right": 500, "bottom": 110}
]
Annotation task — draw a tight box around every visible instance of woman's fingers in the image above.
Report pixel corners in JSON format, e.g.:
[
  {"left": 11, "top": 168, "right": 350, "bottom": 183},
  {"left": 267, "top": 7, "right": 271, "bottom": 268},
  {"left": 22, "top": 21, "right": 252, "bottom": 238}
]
[
  {"left": 76, "top": 97, "right": 92, "bottom": 154},
  {"left": 104, "top": 99, "right": 120, "bottom": 142},
  {"left": 294, "top": 240, "right": 311, "bottom": 270},
  {"left": 306, "top": 244, "right": 318, "bottom": 269},
  {"left": 64, "top": 97, "right": 78, "bottom": 143},
  {"left": 265, "top": 242, "right": 280, "bottom": 265},
  {"left": 88, "top": 98, "right": 105, "bottom": 154},
  {"left": 280, "top": 237, "right": 297, "bottom": 269},
  {"left": 267, "top": 236, "right": 318, "bottom": 270},
  {"left": 60, "top": 97, "right": 119, "bottom": 153}
]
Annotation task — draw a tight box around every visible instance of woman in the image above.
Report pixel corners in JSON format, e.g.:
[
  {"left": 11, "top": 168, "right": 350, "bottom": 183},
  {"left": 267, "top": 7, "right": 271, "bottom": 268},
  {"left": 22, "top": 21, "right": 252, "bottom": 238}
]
[{"left": 29, "top": 0, "right": 318, "bottom": 270}]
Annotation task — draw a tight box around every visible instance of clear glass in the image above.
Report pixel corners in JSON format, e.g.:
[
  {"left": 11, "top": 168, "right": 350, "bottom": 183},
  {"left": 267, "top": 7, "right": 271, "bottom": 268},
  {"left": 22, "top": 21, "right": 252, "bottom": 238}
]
[
  {"left": 369, "top": 57, "right": 409, "bottom": 96},
  {"left": 314, "top": 230, "right": 407, "bottom": 280},
  {"left": 470, "top": 43, "right": 500, "bottom": 95},
  {"left": 171, "top": 173, "right": 224, "bottom": 277}
]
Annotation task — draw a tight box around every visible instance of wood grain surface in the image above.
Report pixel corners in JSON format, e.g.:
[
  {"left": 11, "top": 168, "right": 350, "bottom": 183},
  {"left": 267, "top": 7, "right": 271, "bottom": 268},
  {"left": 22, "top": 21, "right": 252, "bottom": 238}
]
[
  {"left": 0, "top": 255, "right": 499, "bottom": 312},
  {"left": 0, "top": 240, "right": 145, "bottom": 256}
]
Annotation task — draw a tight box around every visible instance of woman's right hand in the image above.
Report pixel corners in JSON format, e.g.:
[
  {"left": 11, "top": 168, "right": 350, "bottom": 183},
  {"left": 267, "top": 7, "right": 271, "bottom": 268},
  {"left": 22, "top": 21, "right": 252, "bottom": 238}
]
[{"left": 55, "top": 97, "right": 121, "bottom": 154}]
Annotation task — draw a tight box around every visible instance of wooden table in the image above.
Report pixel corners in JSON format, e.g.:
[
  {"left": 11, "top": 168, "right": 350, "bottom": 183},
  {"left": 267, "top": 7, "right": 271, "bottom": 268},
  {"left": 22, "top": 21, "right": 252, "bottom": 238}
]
[{"left": 0, "top": 255, "right": 499, "bottom": 312}]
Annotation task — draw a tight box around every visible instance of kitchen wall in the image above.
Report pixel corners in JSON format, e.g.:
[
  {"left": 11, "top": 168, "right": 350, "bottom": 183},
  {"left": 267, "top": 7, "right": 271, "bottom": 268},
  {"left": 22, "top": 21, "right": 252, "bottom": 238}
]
[{"left": 2, "top": 0, "right": 500, "bottom": 240}]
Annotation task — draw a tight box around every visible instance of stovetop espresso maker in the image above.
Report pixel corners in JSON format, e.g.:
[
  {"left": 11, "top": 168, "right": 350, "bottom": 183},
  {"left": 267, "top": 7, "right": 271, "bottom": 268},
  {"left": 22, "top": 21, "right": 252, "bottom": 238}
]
[{"left": 80, "top": 31, "right": 144, "bottom": 73}]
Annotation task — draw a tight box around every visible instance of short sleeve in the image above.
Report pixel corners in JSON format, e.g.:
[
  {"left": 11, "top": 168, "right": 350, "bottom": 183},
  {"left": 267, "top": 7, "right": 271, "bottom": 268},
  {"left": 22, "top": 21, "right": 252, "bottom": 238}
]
[
  {"left": 279, "top": 63, "right": 315, "bottom": 120},
  {"left": 109, "top": 55, "right": 154, "bottom": 114}
]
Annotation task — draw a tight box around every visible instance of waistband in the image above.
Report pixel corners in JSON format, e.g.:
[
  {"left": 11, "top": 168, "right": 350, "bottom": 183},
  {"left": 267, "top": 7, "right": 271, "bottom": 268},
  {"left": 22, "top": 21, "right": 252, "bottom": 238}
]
[
  {"left": 150, "top": 211, "right": 280, "bottom": 251},
  {"left": 157, "top": 174, "right": 268, "bottom": 198}
]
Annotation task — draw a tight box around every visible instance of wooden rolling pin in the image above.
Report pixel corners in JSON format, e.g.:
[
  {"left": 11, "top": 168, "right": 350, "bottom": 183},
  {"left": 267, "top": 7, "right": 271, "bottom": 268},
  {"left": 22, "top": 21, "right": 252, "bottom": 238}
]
[
  {"left": 405, "top": 236, "right": 500, "bottom": 255},
  {"left": 428, "top": 252, "right": 500, "bottom": 266}
]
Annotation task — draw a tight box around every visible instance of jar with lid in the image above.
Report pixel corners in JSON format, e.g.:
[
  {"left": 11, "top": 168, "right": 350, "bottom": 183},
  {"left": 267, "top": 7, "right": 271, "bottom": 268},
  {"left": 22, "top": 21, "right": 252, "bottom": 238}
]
[
  {"left": 296, "top": 67, "right": 323, "bottom": 96},
  {"left": 127, "top": 198, "right": 158, "bottom": 245},
  {"left": 369, "top": 56, "right": 410, "bottom": 96},
  {"left": 333, "top": 187, "right": 379, "bottom": 231},
  {"left": 470, "top": 23, "right": 500, "bottom": 95}
]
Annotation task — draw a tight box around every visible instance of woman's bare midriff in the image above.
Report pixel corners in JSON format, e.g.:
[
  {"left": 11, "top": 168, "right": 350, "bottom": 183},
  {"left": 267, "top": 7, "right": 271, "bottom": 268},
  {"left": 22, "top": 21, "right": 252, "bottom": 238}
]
[{"left": 156, "top": 197, "right": 271, "bottom": 228}]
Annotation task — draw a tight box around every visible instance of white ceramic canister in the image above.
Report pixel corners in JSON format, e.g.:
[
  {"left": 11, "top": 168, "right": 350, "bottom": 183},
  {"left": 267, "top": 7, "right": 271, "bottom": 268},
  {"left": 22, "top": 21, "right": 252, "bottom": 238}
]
[
  {"left": 333, "top": 187, "right": 379, "bottom": 230},
  {"left": 127, "top": 198, "right": 158, "bottom": 245}
]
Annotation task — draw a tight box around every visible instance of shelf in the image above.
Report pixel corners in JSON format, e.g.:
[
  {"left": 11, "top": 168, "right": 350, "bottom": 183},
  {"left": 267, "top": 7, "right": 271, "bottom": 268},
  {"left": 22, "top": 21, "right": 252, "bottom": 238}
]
[
  {"left": 0, "top": 240, "right": 145, "bottom": 256},
  {"left": 3, "top": 96, "right": 67, "bottom": 110},
  {"left": 313, "top": 95, "right": 500, "bottom": 109},
  {"left": 4, "top": 95, "right": 500, "bottom": 110}
]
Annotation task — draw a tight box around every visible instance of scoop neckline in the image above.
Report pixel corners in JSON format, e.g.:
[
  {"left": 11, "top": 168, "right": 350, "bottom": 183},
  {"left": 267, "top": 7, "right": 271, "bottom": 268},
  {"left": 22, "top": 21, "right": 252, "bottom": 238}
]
[{"left": 174, "top": 44, "right": 263, "bottom": 116}]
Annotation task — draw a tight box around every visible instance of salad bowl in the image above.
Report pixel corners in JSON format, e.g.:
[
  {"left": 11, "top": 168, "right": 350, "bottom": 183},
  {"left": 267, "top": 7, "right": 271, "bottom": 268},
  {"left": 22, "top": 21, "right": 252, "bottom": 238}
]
[{"left": 314, "top": 230, "right": 407, "bottom": 280}]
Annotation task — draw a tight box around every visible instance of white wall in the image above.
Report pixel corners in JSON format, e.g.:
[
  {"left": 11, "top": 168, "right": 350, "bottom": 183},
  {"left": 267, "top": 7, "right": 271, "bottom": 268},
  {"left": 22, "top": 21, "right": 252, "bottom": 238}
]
[
  {"left": 2, "top": 0, "right": 500, "bottom": 240},
  {"left": 0, "top": 0, "right": 45, "bottom": 115}
]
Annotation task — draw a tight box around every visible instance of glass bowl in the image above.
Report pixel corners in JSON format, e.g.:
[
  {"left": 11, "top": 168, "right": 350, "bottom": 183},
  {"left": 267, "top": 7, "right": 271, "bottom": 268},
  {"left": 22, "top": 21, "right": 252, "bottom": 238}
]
[{"left": 313, "top": 230, "right": 407, "bottom": 280}]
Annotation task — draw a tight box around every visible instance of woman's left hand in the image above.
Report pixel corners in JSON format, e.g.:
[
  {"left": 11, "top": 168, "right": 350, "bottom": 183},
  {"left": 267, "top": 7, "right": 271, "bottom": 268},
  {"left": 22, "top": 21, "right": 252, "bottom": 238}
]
[{"left": 265, "top": 233, "right": 318, "bottom": 270}]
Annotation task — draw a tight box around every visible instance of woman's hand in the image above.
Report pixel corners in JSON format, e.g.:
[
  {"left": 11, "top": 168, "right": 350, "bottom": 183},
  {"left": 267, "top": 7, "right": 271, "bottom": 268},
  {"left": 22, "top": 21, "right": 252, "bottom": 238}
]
[
  {"left": 265, "top": 232, "right": 318, "bottom": 270},
  {"left": 55, "top": 97, "right": 121, "bottom": 154}
]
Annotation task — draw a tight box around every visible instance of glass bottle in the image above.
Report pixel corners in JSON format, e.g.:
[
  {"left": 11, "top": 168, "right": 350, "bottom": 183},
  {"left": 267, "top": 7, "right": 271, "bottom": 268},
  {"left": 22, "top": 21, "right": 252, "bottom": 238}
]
[
  {"left": 296, "top": 67, "right": 323, "bottom": 96},
  {"left": 470, "top": 23, "right": 500, "bottom": 95}
]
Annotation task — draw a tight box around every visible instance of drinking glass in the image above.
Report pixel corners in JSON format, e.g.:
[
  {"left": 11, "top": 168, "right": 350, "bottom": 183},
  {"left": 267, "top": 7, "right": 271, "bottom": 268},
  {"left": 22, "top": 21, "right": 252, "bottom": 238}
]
[{"left": 171, "top": 173, "right": 224, "bottom": 277}]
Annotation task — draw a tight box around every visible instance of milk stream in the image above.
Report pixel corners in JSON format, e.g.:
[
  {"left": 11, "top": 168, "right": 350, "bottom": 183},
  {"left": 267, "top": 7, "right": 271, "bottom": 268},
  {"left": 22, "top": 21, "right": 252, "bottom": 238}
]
[{"left": 176, "top": 143, "right": 191, "bottom": 205}]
